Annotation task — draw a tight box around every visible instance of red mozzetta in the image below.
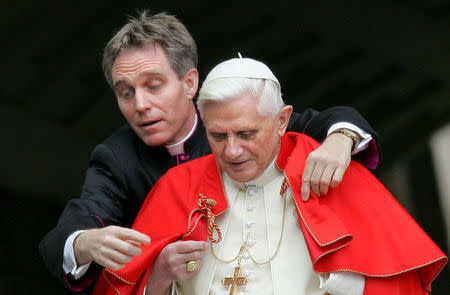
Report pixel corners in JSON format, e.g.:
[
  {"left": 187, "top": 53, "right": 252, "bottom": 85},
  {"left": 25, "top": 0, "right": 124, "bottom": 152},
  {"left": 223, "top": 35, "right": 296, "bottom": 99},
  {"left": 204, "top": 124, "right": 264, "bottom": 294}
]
[{"left": 94, "top": 132, "right": 447, "bottom": 295}]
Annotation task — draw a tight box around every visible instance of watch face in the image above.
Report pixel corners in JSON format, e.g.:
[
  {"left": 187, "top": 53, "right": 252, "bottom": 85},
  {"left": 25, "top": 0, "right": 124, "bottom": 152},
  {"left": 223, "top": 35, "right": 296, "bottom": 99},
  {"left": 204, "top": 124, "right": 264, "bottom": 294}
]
[{"left": 337, "top": 129, "right": 359, "bottom": 149}]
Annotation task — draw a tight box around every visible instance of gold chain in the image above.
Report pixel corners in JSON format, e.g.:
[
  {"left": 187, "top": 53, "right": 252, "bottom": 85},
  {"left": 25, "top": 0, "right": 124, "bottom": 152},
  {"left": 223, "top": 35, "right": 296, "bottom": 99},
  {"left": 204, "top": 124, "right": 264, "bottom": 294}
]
[{"left": 210, "top": 178, "right": 288, "bottom": 265}]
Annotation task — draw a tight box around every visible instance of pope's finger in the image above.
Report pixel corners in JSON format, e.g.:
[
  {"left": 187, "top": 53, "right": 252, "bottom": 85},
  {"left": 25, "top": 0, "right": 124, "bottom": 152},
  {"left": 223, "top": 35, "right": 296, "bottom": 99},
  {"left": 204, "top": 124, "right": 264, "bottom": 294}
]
[
  {"left": 172, "top": 240, "right": 209, "bottom": 254},
  {"left": 183, "top": 249, "right": 206, "bottom": 263}
]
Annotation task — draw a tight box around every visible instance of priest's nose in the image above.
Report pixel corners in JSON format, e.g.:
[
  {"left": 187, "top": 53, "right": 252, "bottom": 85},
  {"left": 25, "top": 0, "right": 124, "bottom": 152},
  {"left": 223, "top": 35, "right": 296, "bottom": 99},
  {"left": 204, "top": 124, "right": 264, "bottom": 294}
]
[{"left": 135, "top": 88, "right": 153, "bottom": 112}]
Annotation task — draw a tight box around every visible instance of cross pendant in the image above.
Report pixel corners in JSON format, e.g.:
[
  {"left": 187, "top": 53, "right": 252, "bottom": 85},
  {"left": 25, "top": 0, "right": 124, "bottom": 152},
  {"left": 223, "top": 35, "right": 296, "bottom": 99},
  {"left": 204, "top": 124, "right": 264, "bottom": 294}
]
[{"left": 221, "top": 265, "right": 248, "bottom": 295}]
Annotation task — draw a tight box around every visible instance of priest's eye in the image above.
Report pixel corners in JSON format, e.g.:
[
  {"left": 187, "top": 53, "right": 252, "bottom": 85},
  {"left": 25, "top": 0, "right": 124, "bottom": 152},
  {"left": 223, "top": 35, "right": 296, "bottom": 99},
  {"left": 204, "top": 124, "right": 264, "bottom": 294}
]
[
  {"left": 147, "top": 79, "right": 163, "bottom": 92},
  {"left": 115, "top": 86, "right": 134, "bottom": 100},
  {"left": 122, "top": 91, "right": 134, "bottom": 99},
  {"left": 147, "top": 83, "right": 162, "bottom": 91}
]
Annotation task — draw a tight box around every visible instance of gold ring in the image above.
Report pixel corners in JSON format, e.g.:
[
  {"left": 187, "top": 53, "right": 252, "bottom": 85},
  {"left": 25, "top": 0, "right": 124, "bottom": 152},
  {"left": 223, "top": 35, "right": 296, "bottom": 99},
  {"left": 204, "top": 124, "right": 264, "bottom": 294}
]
[{"left": 186, "top": 260, "right": 199, "bottom": 272}]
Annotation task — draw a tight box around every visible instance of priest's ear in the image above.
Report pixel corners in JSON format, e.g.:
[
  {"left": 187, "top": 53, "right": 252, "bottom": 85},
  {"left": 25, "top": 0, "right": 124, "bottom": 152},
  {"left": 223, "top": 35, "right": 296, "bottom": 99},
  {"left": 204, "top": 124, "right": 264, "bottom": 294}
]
[
  {"left": 183, "top": 68, "right": 199, "bottom": 101},
  {"left": 277, "top": 105, "right": 293, "bottom": 136}
]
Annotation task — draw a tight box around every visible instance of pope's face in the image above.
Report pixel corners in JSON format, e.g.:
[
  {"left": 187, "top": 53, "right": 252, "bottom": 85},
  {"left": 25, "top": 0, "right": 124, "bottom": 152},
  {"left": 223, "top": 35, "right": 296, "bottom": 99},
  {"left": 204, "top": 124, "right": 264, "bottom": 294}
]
[
  {"left": 202, "top": 93, "right": 292, "bottom": 182},
  {"left": 111, "top": 44, "right": 198, "bottom": 146}
]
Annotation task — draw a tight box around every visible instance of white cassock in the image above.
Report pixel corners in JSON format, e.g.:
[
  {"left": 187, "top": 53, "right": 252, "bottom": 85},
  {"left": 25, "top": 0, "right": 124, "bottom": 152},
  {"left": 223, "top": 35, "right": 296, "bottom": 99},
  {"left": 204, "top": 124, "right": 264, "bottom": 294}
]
[{"left": 174, "top": 161, "right": 365, "bottom": 295}]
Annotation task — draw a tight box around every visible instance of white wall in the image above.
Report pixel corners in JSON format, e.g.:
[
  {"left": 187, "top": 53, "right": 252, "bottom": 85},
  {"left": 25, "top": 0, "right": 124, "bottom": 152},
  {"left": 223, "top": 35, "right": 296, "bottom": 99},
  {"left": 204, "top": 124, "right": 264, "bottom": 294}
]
[{"left": 430, "top": 123, "right": 450, "bottom": 250}]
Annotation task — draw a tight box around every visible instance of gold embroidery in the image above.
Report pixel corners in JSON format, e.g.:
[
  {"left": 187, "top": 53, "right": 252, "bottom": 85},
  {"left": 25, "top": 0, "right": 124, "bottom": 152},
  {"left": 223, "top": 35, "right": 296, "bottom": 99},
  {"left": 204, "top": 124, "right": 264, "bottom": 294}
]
[{"left": 276, "top": 164, "right": 448, "bottom": 281}]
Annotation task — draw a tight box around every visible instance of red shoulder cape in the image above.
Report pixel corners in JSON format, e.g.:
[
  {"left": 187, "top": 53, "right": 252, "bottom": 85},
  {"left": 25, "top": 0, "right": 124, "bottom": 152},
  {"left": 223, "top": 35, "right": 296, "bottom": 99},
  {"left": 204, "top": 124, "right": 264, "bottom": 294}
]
[{"left": 94, "top": 132, "right": 447, "bottom": 295}]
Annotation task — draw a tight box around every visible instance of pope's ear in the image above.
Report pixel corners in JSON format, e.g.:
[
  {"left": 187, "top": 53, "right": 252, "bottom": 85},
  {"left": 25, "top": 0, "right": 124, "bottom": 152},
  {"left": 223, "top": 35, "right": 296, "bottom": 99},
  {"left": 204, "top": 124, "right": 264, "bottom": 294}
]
[
  {"left": 278, "top": 105, "right": 293, "bottom": 136},
  {"left": 184, "top": 68, "right": 199, "bottom": 100}
]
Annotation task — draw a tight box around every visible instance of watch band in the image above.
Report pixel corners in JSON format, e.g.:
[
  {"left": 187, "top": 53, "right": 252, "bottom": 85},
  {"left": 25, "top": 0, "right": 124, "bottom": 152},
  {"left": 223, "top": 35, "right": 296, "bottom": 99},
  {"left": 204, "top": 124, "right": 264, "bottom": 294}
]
[{"left": 332, "top": 128, "right": 361, "bottom": 150}]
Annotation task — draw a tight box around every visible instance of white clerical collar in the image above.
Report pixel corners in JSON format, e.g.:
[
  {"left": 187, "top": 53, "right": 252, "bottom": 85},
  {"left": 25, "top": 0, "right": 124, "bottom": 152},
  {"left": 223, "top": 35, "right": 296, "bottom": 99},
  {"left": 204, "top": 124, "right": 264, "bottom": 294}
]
[
  {"left": 223, "top": 157, "right": 281, "bottom": 191},
  {"left": 165, "top": 113, "right": 198, "bottom": 156}
]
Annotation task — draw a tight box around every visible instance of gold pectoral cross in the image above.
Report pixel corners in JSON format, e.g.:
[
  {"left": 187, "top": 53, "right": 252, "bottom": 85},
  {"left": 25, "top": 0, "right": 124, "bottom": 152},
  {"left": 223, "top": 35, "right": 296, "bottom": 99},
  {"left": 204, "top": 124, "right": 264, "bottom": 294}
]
[{"left": 221, "top": 265, "right": 248, "bottom": 295}]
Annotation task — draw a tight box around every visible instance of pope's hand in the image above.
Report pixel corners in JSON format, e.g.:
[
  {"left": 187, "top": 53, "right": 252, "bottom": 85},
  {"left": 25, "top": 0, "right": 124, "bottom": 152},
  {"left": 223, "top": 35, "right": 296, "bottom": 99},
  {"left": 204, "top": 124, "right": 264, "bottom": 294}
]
[
  {"left": 145, "top": 240, "right": 209, "bottom": 295},
  {"left": 73, "top": 225, "right": 150, "bottom": 270},
  {"left": 301, "top": 132, "right": 353, "bottom": 201}
]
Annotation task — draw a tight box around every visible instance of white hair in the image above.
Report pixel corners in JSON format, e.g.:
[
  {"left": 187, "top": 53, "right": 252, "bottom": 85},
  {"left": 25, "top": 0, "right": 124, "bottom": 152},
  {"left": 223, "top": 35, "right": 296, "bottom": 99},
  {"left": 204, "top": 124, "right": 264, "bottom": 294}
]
[{"left": 197, "top": 77, "right": 285, "bottom": 118}]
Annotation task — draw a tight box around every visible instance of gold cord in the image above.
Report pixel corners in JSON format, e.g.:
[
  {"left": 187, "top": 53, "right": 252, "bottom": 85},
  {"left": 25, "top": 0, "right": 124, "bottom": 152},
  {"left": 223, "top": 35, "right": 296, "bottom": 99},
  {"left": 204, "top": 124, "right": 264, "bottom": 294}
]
[{"left": 210, "top": 178, "right": 288, "bottom": 265}]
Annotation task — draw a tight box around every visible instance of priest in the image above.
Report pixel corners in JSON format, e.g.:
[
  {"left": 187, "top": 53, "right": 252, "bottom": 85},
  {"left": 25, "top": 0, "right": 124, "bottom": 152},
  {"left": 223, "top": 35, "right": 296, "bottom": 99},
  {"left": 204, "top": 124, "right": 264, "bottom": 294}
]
[{"left": 94, "top": 56, "right": 447, "bottom": 295}]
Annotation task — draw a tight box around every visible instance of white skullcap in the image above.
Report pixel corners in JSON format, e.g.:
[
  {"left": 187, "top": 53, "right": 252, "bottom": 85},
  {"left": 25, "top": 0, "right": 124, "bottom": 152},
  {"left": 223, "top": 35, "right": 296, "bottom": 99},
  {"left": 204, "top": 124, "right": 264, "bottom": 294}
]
[{"left": 202, "top": 54, "right": 279, "bottom": 86}]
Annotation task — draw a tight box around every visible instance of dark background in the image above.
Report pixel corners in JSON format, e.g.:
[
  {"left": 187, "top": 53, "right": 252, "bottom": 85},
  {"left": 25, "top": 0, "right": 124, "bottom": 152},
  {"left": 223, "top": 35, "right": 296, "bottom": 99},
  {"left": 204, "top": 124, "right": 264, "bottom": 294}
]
[{"left": 1, "top": 1, "right": 449, "bottom": 294}]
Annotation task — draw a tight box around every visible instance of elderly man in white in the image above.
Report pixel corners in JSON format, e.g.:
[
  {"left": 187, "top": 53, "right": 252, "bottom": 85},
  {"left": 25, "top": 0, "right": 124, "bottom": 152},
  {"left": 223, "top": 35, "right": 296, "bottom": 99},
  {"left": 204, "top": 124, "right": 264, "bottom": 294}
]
[
  {"left": 94, "top": 55, "right": 446, "bottom": 295},
  {"left": 143, "top": 56, "right": 365, "bottom": 295}
]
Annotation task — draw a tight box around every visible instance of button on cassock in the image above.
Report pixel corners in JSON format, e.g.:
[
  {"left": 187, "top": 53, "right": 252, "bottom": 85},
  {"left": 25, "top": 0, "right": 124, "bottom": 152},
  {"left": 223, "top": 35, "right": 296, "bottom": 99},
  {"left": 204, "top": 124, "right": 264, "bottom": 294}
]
[
  {"left": 247, "top": 188, "right": 257, "bottom": 196},
  {"left": 245, "top": 221, "right": 255, "bottom": 228},
  {"left": 247, "top": 238, "right": 256, "bottom": 246},
  {"left": 247, "top": 204, "right": 256, "bottom": 211}
]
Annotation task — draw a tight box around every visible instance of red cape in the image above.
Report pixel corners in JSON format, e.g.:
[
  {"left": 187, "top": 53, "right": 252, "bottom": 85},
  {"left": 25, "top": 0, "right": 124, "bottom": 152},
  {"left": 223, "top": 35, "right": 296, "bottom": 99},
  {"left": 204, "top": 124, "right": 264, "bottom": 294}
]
[{"left": 94, "top": 132, "right": 447, "bottom": 295}]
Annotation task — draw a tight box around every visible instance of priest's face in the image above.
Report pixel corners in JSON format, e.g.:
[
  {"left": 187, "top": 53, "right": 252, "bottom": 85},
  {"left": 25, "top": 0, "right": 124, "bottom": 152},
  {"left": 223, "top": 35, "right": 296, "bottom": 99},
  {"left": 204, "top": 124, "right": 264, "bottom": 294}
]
[
  {"left": 111, "top": 44, "right": 198, "bottom": 146},
  {"left": 203, "top": 93, "right": 292, "bottom": 182}
]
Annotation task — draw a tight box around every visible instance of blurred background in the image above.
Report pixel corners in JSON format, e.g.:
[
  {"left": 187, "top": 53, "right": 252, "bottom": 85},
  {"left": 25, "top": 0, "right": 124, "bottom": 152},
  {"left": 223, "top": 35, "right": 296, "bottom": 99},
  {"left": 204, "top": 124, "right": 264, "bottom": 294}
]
[{"left": 0, "top": 0, "right": 448, "bottom": 293}]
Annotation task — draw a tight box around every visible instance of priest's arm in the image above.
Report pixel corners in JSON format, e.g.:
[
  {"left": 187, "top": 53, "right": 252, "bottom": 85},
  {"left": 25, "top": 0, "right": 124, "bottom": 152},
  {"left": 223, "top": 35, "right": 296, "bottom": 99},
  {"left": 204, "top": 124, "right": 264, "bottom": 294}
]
[{"left": 287, "top": 106, "right": 379, "bottom": 200}]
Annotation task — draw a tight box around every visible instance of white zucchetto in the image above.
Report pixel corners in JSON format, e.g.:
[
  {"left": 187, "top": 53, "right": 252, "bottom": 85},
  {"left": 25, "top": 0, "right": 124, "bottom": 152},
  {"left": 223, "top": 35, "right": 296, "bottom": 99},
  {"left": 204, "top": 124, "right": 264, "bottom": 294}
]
[{"left": 202, "top": 54, "right": 279, "bottom": 86}]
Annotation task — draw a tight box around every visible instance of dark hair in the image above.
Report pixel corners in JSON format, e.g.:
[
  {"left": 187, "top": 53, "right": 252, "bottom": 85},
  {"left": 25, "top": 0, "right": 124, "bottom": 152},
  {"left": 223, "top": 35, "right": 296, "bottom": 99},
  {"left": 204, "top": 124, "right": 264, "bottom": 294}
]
[{"left": 102, "top": 10, "right": 198, "bottom": 87}]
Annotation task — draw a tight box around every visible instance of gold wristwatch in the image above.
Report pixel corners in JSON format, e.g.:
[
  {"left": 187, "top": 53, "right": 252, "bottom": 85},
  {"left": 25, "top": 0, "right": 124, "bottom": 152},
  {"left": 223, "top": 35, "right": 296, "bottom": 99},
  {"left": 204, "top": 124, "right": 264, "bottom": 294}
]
[{"left": 332, "top": 128, "right": 361, "bottom": 151}]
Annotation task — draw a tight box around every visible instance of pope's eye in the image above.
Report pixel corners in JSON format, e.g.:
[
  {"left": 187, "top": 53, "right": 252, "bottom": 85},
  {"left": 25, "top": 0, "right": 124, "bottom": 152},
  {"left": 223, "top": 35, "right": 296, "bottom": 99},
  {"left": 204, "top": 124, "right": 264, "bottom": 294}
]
[{"left": 212, "top": 134, "right": 226, "bottom": 141}]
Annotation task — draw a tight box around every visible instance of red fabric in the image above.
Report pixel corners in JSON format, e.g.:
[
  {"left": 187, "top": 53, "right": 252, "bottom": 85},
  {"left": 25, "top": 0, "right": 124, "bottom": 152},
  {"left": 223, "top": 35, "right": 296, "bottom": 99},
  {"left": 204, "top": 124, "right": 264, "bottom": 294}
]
[{"left": 94, "top": 132, "right": 447, "bottom": 295}]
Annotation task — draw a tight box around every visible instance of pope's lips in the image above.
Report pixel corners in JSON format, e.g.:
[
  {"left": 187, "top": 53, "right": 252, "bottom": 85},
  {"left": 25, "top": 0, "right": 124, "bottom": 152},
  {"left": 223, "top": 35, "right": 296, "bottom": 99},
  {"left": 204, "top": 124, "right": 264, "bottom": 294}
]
[{"left": 227, "top": 159, "right": 251, "bottom": 170}]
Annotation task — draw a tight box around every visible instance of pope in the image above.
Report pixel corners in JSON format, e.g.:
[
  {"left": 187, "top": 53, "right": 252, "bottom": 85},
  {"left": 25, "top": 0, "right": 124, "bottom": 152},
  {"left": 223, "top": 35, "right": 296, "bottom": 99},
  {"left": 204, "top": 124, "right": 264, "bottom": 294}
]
[{"left": 94, "top": 57, "right": 447, "bottom": 295}]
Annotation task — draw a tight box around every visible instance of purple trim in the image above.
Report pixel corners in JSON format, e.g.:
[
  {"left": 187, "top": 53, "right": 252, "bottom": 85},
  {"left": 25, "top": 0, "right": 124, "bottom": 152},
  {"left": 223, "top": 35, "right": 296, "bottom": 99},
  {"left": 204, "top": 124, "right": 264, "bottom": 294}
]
[
  {"left": 180, "top": 154, "right": 190, "bottom": 161},
  {"left": 91, "top": 214, "right": 105, "bottom": 227},
  {"left": 63, "top": 273, "right": 95, "bottom": 291},
  {"left": 361, "top": 139, "right": 379, "bottom": 170},
  {"left": 170, "top": 113, "right": 198, "bottom": 165},
  {"left": 176, "top": 154, "right": 191, "bottom": 165},
  {"left": 302, "top": 118, "right": 313, "bottom": 133}
]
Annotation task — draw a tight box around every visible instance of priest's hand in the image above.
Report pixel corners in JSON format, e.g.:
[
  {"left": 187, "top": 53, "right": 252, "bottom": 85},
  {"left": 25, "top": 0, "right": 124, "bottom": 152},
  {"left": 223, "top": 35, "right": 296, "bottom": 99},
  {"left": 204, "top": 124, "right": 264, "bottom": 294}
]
[
  {"left": 145, "top": 240, "right": 209, "bottom": 295},
  {"left": 301, "top": 132, "right": 353, "bottom": 201},
  {"left": 73, "top": 225, "right": 150, "bottom": 270}
]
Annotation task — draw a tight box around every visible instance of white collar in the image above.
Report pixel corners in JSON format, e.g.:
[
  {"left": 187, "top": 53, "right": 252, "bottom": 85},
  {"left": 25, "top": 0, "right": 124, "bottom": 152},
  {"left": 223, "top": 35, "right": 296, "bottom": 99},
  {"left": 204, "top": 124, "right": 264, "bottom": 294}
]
[{"left": 165, "top": 113, "right": 198, "bottom": 156}]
